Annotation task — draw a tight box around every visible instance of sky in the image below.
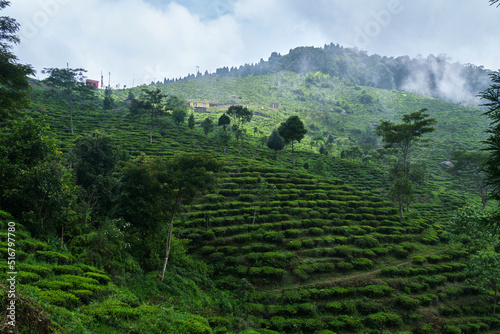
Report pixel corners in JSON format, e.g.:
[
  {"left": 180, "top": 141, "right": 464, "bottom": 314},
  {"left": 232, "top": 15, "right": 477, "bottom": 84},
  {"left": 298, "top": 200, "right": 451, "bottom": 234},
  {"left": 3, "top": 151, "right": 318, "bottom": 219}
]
[{"left": 4, "top": 0, "right": 500, "bottom": 88}]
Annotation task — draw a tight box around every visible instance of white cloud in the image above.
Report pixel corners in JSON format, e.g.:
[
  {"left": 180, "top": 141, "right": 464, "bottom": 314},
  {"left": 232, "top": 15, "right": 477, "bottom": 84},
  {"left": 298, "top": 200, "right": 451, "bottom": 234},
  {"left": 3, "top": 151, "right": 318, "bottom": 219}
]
[{"left": 3, "top": 0, "right": 500, "bottom": 88}]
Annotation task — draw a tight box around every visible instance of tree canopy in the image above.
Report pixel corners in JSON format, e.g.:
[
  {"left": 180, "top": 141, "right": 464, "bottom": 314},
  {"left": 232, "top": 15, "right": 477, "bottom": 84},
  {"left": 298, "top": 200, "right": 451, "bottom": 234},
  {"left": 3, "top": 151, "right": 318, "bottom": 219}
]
[
  {"left": 42, "top": 67, "right": 93, "bottom": 135},
  {"left": 266, "top": 129, "right": 285, "bottom": 160},
  {"left": 0, "top": 0, "right": 34, "bottom": 122},
  {"left": 278, "top": 115, "right": 307, "bottom": 169},
  {"left": 478, "top": 72, "right": 500, "bottom": 205}
]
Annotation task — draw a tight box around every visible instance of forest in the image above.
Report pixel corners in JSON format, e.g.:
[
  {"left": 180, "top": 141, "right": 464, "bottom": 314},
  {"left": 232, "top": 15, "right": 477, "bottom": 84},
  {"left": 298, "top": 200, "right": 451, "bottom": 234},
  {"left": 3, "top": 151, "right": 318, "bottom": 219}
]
[{"left": 2, "top": 1, "right": 500, "bottom": 333}]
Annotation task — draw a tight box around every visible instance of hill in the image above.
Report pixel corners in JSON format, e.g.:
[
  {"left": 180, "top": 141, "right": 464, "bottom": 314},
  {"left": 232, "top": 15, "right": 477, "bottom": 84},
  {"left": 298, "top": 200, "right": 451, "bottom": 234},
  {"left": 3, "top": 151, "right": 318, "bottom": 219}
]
[
  {"left": 1, "top": 58, "right": 498, "bottom": 333},
  {"left": 159, "top": 45, "right": 492, "bottom": 105}
]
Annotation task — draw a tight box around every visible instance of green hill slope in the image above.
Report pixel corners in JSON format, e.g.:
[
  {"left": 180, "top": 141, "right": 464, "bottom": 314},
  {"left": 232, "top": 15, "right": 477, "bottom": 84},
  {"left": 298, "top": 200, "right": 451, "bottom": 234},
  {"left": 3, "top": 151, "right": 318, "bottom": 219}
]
[{"left": 5, "top": 70, "right": 496, "bottom": 333}]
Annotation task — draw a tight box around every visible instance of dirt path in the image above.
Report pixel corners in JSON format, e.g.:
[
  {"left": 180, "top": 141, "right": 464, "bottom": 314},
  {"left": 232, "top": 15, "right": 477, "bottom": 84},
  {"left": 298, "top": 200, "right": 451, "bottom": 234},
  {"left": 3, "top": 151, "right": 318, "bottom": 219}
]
[{"left": 261, "top": 247, "right": 449, "bottom": 294}]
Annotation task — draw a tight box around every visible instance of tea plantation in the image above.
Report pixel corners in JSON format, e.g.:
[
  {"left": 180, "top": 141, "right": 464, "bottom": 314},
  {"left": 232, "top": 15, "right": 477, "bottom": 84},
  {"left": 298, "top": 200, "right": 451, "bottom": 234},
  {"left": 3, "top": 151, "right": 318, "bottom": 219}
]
[{"left": 1, "top": 74, "right": 498, "bottom": 334}]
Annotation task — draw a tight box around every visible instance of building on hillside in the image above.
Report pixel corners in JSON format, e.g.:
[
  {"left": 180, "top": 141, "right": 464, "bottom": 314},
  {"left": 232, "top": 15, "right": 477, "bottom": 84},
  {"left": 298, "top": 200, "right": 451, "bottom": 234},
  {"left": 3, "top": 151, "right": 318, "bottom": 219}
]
[
  {"left": 188, "top": 100, "right": 211, "bottom": 113},
  {"left": 86, "top": 79, "right": 99, "bottom": 88}
]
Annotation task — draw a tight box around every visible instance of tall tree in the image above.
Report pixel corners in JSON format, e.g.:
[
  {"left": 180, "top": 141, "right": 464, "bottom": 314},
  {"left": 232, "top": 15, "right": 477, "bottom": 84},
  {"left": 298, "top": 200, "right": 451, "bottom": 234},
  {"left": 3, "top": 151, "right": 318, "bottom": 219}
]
[
  {"left": 448, "top": 150, "right": 489, "bottom": 210},
  {"left": 159, "top": 153, "right": 224, "bottom": 281},
  {"left": 0, "top": 116, "right": 72, "bottom": 237},
  {"left": 446, "top": 206, "right": 496, "bottom": 261},
  {"left": 227, "top": 105, "right": 253, "bottom": 153},
  {"left": 375, "top": 109, "right": 436, "bottom": 178},
  {"left": 278, "top": 115, "right": 308, "bottom": 170},
  {"left": 72, "top": 131, "right": 118, "bottom": 216},
  {"left": 465, "top": 252, "right": 500, "bottom": 314},
  {"left": 478, "top": 72, "right": 500, "bottom": 208},
  {"left": 201, "top": 117, "right": 214, "bottom": 137},
  {"left": 103, "top": 86, "right": 114, "bottom": 111},
  {"left": 130, "top": 88, "right": 166, "bottom": 143},
  {"left": 266, "top": 129, "right": 285, "bottom": 160},
  {"left": 218, "top": 113, "right": 230, "bottom": 130},
  {"left": 375, "top": 109, "right": 436, "bottom": 218},
  {"left": 42, "top": 67, "right": 93, "bottom": 135},
  {"left": 172, "top": 108, "right": 187, "bottom": 126},
  {"left": 216, "top": 128, "right": 232, "bottom": 154},
  {"left": 0, "top": 0, "right": 34, "bottom": 123}
]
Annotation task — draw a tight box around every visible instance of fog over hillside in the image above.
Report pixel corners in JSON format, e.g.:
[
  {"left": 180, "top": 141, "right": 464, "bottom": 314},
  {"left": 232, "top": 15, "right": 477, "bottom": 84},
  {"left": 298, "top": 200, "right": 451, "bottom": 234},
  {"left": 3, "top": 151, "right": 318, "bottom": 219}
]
[{"left": 159, "top": 45, "right": 492, "bottom": 106}]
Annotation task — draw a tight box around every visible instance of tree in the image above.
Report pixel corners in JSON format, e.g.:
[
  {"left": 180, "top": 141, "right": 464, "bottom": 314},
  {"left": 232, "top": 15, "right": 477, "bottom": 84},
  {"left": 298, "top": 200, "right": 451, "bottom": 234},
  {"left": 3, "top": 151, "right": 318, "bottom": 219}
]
[
  {"left": 478, "top": 73, "right": 500, "bottom": 207},
  {"left": 188, "top": 113, "right": 195, "bottom": 129},
  {"left": 159, "top": 153, "right": 224, "bottom": 281},
  {"left": 375, "top": 109, "right": 436, "bottom": 218},
  {"left": 0, "top": 116, "right": 72, "bottom": 237},
  {"left": 42, "top": 67, "right": 92, "bottom": 135},
  {"left": 130, "top": 88, "right": 167, "bottom": 143},
  {"left": 278, "top": 115, "right": 308, "bottom": 170},
  {"left": 388, "top": 160, "right": 427, "bottom": 216},
  {"left": 375, "top": 109, "right": 436, "bottom": 177},
  {"left": 201, "top": 117, "right": 214, "bottom": 136},
  {"left": 341, "top": 145, "right": 363, "bottom": 163},
  {"left": 227, "top": 105, "right": 253, "bottom": 153},
  {"left": 448, "top": 151, "right": 489, "bottom": 210},
  {"left": 446, "top": 206, "right": 496, "bottom": 261},
  {"left": 218, "top": 113, "right": 230, "bottom": 130},
  {"left": 266, "top": 129, "right": 285, "bottom": 160},
  {"left": 216, "top": 127, "right": 232, "bottom": 154},
  {"left": 465, "top": 252, "right": 500, "bottom": 314},
  {"left": 72, "top": 131, "right": 118, "bottom": 216},
  {"left": 0, "top": 0, "right": 35, "bottom": 123},
  {"left": 103, "top": 86, "right": 114, "bottom": 111},
  {"left": 172, "top": 108, "right": 187, "bottom": 126}
]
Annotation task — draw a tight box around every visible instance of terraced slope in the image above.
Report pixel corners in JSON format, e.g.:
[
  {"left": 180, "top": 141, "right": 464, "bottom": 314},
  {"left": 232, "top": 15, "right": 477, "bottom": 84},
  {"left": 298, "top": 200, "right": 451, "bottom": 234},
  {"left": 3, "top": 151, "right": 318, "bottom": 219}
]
[{"left": 176, "top": 166, "right": 499, "bottom": 333}]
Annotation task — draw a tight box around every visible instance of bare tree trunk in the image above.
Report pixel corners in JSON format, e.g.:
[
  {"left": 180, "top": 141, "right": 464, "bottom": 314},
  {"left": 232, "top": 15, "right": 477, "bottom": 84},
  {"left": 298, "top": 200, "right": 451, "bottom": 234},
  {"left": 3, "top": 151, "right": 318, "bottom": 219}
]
[
  {"left": 149, "top": 128, "right": 153, "bottom": 143},
  {"left": 292, "top": 140, "right": 295, "bottom": 170},
  {"left": 161, "top": 197, "right": 180, "bottom": 282},
  {"left": 161, "top": 212, "right": 176, "bottom": 281}
]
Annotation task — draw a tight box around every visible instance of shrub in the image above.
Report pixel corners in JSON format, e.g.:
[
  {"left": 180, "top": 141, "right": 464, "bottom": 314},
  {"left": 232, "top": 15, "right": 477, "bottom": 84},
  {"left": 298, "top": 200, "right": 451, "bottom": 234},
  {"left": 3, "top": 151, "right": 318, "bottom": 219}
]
[
  {"left": 336, "top": 261, "right": 354, "bottom": 273},
  {"left": 81, "top": 299, "right": 140, "bottom": 326},
  {"left": 412, "top": 256, "right": 427, "bottom": 265},
  {"left": 84, "top": 272, "right": 111, "bottom": 284},
  {"left": 357, "top": 301, "right": 384, "bottom": 315},
  {"left": 284, "top": 229, "right": 302, "bottom": 238},
  {"left": 391, "top": 246, "right": 409, "bottom": 259},
  {"left": 286, "top": 240, "right": 302, "bottom": 250},
  {"left": 358, "top": 285, "right": 394, "bottom": 297},
  {"left": 38, "top": 290, "right": 80, "bottom": 308},
  {"left": 308, "top": 227, "right": 324, "bottom": 236},
  {"left": 298, "top": 302, "right": 317, "bottom": 315},
  {"left": 352, "top": 258, "right": 374, "bottom": 270},
  {"left": 293, "top": 268, "right": 308, "bottom": 280},
  {"left": 52, "top": 265, "right": 84, "bottom": 275},
  {"left": 36, "top": 250, "right": 74, "bottom": 264},
  {"left": 17, "top": 271, "right": 41, "bottom": 284},
  {"left": 419, "top": 294, "right": 438, "bottom": 306},
  {"left": 364, "top": 312, "right": 403, "bottom": 329},
  {"left": 354, "top": 235, "right": 379, "bottom": 248},
  {"left": 325, "top": 302, "right": 342, "bottom": 314},
  {"left": 395, "top": 295, "right": 420, "bottom": 309},
  {"left": 442, "top": 324, "right": 462, "bottom": 334}
]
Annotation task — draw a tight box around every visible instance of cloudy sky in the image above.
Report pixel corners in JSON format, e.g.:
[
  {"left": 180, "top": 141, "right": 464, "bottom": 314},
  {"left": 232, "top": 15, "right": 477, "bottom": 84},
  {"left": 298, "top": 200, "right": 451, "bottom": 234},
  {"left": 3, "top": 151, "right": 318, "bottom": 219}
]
[{"left": 5, "top": 0, "right": 499, "bottom": 88}]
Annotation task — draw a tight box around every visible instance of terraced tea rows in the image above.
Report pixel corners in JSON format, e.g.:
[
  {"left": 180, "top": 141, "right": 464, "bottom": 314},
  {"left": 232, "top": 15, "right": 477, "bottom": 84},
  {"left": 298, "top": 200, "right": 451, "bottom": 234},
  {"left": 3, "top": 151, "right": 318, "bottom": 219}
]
[{"left": 177, "top": 166, "right": 499, "bottom": 333}]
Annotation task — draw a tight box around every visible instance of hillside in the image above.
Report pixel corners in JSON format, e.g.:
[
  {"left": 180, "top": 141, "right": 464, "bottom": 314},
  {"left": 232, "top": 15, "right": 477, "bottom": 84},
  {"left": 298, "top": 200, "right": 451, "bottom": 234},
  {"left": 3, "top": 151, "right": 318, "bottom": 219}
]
[
  {"left": 159, "top": 45, "right": 492, "bottom": 106},
  {"left": 1, "top": 64, "right": 498, "bottom": 334}
]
